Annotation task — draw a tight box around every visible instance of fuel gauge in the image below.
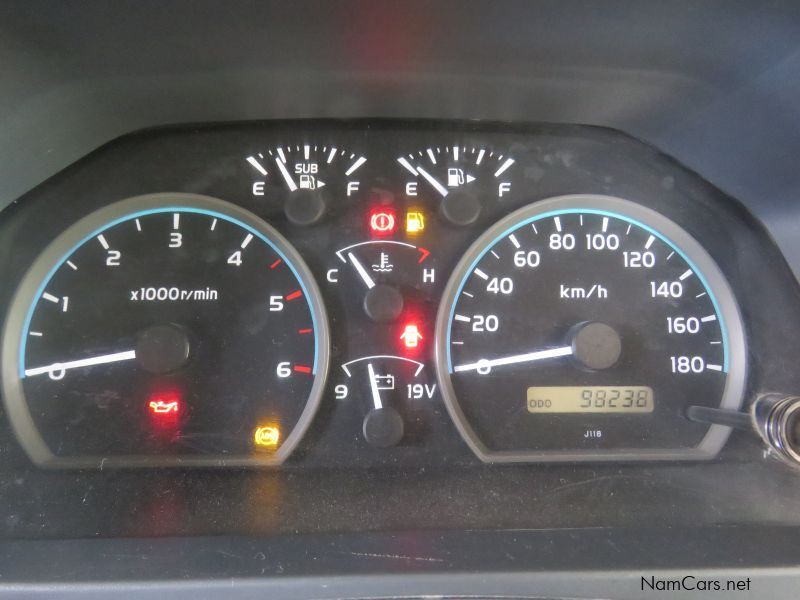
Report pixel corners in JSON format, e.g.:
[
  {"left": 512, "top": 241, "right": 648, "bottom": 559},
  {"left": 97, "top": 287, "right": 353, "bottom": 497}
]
[{"left": 245, "top": 144, "right": 368, "bottom": 225}]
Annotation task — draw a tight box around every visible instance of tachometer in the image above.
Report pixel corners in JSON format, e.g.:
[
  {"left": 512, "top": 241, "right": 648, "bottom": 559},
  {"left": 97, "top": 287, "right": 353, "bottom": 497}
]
[
  {"left": 1, "top": 193, "right": 329, "bottom": 467},
  {"left": 435, "top": 195, "right": 746, "bottom": 462}
]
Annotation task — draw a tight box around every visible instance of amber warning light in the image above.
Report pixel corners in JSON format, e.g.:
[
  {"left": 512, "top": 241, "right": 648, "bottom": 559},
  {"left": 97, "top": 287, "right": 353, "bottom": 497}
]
[{"left": 254, "top": 425, "right": 281, "bottom": 449}]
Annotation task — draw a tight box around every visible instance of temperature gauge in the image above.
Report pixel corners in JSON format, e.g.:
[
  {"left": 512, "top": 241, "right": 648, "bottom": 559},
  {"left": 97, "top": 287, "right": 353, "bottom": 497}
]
[{"left": 327, "top": 240, "right": 435, "bottom": 323}]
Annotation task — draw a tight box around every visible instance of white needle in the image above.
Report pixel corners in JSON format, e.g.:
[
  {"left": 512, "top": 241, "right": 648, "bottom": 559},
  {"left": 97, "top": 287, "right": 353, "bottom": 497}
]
[
  {"left": 347, "top": 252, "right": 376, "bottom": 289},
  {"left": 24, "top": 349, "right": 137, "bottom": 378},
  {"left": 417, "top": 166, "right": 449, "bottom": 198},
  {"left": 453, "top": 345, "right": 573, "bottom": 374},
  {"left": 367, "top": 362, "right": 383, "bottom": 409},
  {"left": 274, "top": 157, "right": 298, "bottom": 192}
]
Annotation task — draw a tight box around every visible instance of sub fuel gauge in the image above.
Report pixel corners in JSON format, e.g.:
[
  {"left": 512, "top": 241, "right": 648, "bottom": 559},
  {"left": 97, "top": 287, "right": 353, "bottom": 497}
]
[{"left": 245, "top": 144, "right": 368, "bottom": 225}]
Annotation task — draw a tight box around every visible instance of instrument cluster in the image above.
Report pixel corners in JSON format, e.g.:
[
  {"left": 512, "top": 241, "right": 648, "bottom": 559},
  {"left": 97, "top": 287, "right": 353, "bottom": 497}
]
[{"left": 0, "top": 120, "right": 795, "bottom": 470}]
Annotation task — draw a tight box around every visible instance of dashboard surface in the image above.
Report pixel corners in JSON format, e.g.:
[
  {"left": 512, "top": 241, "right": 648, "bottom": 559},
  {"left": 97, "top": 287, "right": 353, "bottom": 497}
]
[{"left": 2, "top": 2, "right": 800, "bottom": 599}]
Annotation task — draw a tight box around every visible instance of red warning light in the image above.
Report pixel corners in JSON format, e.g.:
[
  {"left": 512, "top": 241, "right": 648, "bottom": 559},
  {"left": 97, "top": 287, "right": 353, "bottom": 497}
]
[
  {"left": 146, "top": 391, "right": 182, "bottom": 428},
  {"left": 400, "top": 323, "right": 423, "bottom": 349},
  {"left": 369, "top": 208, "right": 396, "bottom": 235}
]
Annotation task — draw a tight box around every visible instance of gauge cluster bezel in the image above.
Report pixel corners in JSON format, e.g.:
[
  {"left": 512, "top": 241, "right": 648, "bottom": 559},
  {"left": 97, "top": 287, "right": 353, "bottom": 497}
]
[
  {"left": 0, "top": 118, "right": 787, "bottom": 475},
  {"left": 434, "top": 194, "right": 747, "bottom": 463}
]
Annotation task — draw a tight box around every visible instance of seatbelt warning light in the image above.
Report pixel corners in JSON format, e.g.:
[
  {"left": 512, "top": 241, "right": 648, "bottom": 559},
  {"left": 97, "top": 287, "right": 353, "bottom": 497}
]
[{"left": 400, "top": 323, "right": 423, "bottom": 348}]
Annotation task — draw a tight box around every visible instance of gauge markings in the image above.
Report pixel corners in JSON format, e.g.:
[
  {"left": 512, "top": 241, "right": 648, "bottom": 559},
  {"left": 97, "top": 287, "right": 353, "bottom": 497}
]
[
  {"left": 246, "top": 156, "right": 268, "bottom": 176},
  {"left": 285, "top": 289, "right": 303, "bottom": 301},
  {"left": 345, "top": 156, "right": 367, "bottom": 176},
  {"left": 440, "top": 201, "right": 742, "bottom": 460},
  {"left": 494, "top": 158, "right": 514, "bottom": 177}
]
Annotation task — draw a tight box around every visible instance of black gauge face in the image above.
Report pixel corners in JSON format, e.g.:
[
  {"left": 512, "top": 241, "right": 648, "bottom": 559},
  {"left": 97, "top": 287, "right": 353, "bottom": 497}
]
[
  {"left": 396, "top": 145, "right": 518, "bottom": 227},
  {"left": 435, "top": 195, "right": 746, "bottom": 462},
  {"left": 1, "top": 194, "right": 329, "bottom": 467},
  {"left": 245, "top": 144, "right": 368, "bottom": 225}
]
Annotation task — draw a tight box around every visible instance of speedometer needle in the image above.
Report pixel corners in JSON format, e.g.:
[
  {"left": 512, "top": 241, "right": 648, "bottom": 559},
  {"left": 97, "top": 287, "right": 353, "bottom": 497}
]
[
  {"left": 453, "top": 345, "right": 573, "bottom": 374},
  {"left": 417, "top": 166, "right": 449, "bottom": 198},
  {"left": 24, "top": 350, "right": 137, "bottom": 378}
]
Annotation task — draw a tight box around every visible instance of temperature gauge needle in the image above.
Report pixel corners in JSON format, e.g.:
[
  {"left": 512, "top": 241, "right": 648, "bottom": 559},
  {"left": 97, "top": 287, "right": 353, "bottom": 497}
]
[
  {"left": 367, "top": 362, "right": 383, "bottom": 409},
  {"left": 347, "top": 252, "right": 376, "bottom": 289},
  {"left": 453, "top": 345, "right": 573, "bottom": 374},
  {"left": 24, "top": 349, "right": 137, "bottom": 378}
]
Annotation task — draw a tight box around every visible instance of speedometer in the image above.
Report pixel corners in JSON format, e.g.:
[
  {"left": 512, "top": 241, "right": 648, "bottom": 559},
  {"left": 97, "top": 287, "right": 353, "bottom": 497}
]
[{"left": 435, "top": 195, "right": 746, "bottom": 462}]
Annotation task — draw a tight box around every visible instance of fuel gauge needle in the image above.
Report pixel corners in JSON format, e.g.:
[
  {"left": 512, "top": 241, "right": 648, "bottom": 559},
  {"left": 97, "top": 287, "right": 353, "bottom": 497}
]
[
  {"left": 453, "top": 345, "right": 573, "bottom": 374},
  {"left": 24, "top": 349, "right": 137, "bottom": 378},
  {"left": 274, "top": 157, "right": 298, "bottom": 191},
  {"left": 416, "top": 166, "right": 449, "bottom": 198},
  {"left": 347, "top": 252, "right": 376, "bottom": 289},
  {"left": 367, "top": 362, "right": 383, "bottom": 409}
]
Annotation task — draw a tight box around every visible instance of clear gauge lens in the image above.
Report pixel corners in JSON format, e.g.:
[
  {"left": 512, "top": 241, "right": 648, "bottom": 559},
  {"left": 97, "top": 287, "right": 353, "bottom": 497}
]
[
  {"left": 246, "top": 144, "right": 368, "bottom": 225},
  {"left": 397, "top": 145, "right": 517, "bottom": 227},
  {"left": 435, "top": 195, "right": 746, "bottom": 462},
  {"left": 1, "top": 193, "right": 329, "bottom": 467}
]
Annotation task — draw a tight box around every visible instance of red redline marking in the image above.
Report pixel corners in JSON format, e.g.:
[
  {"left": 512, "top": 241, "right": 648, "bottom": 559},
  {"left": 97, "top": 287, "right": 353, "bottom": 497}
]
[
  {"left": 418, "top": 247, "right": 430, "bottom": 263},
  {"left": 285, "top": 290, "right": 303, "bottom": 301},
  {"left": 293, "top": 365, "right": 312, "bottom": 373},
  {"left": 298, "top": 328, "right": 313, "bottom": 334},
  {"left": 270, "top": 259, "right": 282, "bottom": 269}
]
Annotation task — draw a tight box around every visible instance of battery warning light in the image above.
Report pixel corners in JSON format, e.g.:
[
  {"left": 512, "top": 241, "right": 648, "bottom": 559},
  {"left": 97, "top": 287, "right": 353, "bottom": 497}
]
[
  {"left": 406, "top": 210, "right": 425, "bottom": 234},
  {"left": 254, "top": 425, "right": 281, "bottom": 449},
  {"left": 369, "top": 208, "right": 396, "bottom": 234},
  {"left": 400, "top": 323, "right": 423, "bottom": 349}
]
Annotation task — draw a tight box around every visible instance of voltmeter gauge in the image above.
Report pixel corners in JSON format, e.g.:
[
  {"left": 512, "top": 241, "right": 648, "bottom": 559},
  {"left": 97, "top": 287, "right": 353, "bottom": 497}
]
[
  {"left": 1, "top": 193, "right": 329, "bottom": 468},
  {"left": 335, "top": 355, "right": 437, "bottom": 448},
  {"left": 396, "top": 145, "right": 517, "bottom": 226},
  {"left": 435, "top": 195, "right": 746, "bottom": 462},
  {"left": 245, "top": 144, "right": 367, "bottom": 225}
]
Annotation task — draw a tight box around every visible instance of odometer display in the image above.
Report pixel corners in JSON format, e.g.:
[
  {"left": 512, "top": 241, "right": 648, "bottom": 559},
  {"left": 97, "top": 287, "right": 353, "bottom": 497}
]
[
  {"left": 1, "top": 193, "right": 329, "bottom": 467},
  {"left": 435, "top": 195, "right": 746, "bottom": 462},
  {"left": 526, "top": 386, "right": 654, "bottom": 414}
]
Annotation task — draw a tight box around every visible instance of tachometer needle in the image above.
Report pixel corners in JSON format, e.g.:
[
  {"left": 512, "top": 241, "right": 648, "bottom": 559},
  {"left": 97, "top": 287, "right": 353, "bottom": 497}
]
[
  {"left": 274, "top": 157, "right": 298, "bottom": 192},
  {"left": 24, "top": 349, "right": 137, "bottom": 378},
  {"left": 347, "top": 252, "right": 376, "bottom": 290},
  {"left": 417, "top": 166, "right": 449, "bottom": 198},
  {"left": 453, "top": 345, "right": 573, "bottom": 374},
  {"left": 367, "top": 362, "right": 383, "bottom": 409}
]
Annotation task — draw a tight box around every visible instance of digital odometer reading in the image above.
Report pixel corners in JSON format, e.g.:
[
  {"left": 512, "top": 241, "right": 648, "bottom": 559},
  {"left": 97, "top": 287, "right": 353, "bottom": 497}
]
[
  {"left": 435, "top": 195, "right": 746, "bottom": 462},
  {"left": 527, "top": 386, "right": 653, "bottom": 413}
]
